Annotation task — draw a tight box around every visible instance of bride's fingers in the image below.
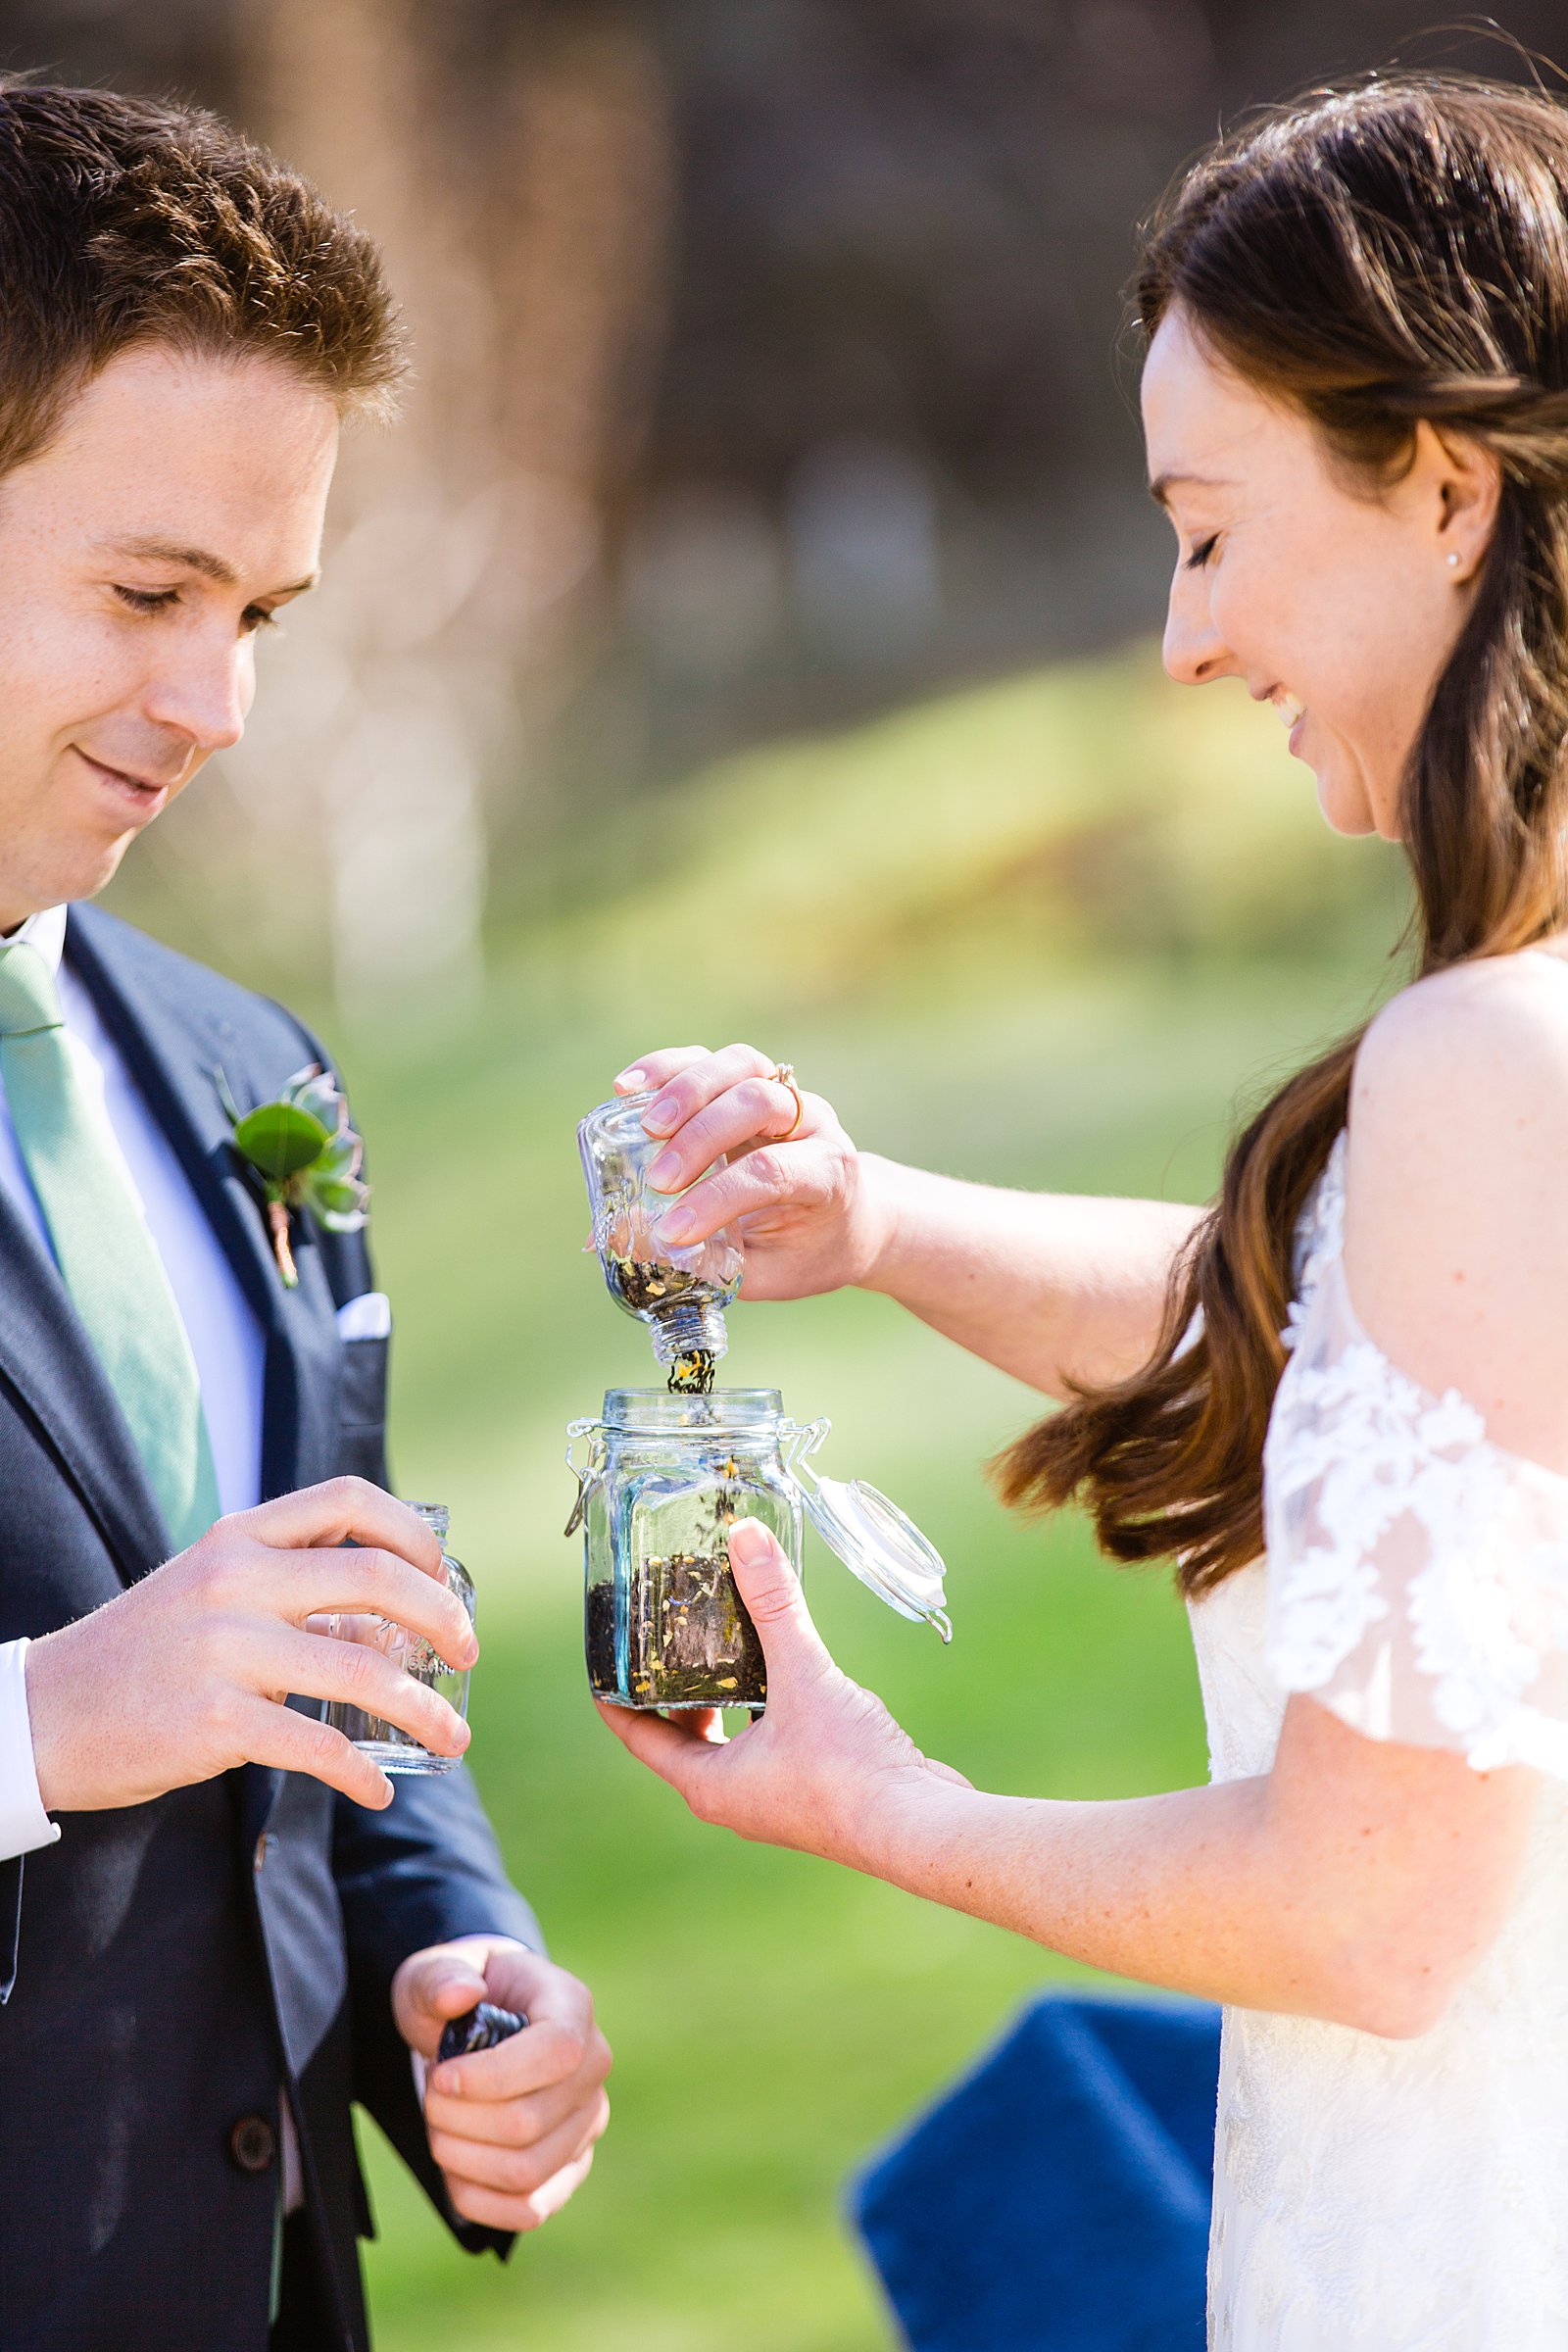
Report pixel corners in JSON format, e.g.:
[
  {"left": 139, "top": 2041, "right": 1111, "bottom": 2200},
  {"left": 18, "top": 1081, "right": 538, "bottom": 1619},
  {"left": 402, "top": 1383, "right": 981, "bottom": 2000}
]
[
  {"left": 646, "top": 1081, "right": 822, "bottom": 1206},
  {"left": 657, "top": 1138, "right": 834, "bottom": 1249},
  {"left": 612, "top": 1046, "right": 709, "bottom": 1096},
  {"left": 595, "top": 1700, "right": 728, "bottom": 1801},
  {"left": 724, "top": 1520, "right": 835, "bottom": 1684},
  {"left": 639, "top": 1042, "right": 787, "bottom": 1141}
]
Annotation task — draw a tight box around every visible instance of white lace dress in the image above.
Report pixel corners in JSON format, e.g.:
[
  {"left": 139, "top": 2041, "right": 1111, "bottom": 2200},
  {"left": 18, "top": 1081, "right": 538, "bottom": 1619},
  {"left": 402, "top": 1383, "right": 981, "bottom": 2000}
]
[{"left": 1190, "top": 1132, "right": 1568, "bottom": 2349}]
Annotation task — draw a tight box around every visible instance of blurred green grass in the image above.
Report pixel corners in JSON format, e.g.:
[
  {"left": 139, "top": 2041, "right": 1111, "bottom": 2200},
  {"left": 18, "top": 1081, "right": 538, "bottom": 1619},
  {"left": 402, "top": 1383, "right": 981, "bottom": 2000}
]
[{"left": 127, "top": 642, "right": 1410, "bottom": 2349}]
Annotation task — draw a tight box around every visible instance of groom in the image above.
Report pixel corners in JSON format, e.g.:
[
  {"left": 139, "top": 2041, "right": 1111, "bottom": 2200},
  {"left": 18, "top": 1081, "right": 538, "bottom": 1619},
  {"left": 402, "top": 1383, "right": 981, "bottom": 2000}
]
[{"left": 0, "top": 81, "right": 609, "bottom": 2352}]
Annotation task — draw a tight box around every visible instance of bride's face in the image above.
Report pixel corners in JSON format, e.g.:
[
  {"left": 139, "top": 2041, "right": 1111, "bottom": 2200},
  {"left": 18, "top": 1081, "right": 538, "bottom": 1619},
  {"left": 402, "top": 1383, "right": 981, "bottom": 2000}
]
[{"left": 1140, "top": 305, "right": 1497, "bottom": 840}]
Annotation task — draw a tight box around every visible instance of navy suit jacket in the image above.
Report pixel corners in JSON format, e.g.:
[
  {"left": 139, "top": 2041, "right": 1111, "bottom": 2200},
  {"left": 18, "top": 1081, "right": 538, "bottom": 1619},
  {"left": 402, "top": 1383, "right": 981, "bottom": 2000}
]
[{"left": 0, "top": 903, "right": 540, "bottom": 2352}]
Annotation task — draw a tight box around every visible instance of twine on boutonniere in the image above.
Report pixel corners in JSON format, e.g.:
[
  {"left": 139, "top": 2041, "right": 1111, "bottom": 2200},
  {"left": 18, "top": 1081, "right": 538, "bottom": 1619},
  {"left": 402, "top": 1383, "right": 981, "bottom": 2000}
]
[{"left": 217, "top": 1063, "right": 370, "bottom": 1288}]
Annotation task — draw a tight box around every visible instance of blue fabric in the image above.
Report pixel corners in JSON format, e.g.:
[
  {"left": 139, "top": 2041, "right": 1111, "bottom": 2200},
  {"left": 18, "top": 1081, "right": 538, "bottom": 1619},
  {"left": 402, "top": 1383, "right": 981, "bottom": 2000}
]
[{"left": 850, "top": 1992, "right": 1221, "bottom": 2351}]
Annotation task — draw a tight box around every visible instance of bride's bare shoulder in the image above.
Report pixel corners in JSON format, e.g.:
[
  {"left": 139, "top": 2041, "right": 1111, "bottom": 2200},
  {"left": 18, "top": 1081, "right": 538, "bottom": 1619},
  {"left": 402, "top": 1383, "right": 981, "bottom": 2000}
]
[
  {"left": 1355, "top": 951, "right": 1568, "bottom": 1143},
  {"left": 1346, "top": 953, "right": 1568, "bottom": 1449}
]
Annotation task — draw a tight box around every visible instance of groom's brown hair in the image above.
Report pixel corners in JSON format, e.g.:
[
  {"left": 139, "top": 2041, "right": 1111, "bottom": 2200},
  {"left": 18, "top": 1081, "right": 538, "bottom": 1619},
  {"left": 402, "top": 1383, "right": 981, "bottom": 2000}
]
[{"left": 0, "top": 79, "right": 402, "bottom": 477}]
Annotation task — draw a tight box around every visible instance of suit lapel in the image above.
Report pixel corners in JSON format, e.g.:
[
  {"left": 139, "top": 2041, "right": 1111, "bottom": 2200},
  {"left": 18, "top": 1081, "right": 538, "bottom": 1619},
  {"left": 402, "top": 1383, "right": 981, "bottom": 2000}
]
[
  {"left": 64, "top": 906, "right": 344, "bottom": 1502},
  {"left": 66, "top": 907, "right": 348, "bottom": 1841},
  {"left": 0, "top": 1178, "right": 172, "bottom": 1577}
]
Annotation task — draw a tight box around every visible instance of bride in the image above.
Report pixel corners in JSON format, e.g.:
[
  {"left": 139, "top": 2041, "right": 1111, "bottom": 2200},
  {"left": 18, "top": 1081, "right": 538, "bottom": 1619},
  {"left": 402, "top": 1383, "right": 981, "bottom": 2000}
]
[{"left": 601, "top": 74, "right": 1568, "bottom": 2346}]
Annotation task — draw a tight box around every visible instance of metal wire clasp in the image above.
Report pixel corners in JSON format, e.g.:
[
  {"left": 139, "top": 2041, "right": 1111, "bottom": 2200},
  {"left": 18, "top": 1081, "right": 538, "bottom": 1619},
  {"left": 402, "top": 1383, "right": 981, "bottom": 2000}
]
[
  {"left": 780, "top": 1416, "right": 830, "bottom": 1484},
  {"left": 563, "top": 1419, "right": 604, "bottom": 1538}
]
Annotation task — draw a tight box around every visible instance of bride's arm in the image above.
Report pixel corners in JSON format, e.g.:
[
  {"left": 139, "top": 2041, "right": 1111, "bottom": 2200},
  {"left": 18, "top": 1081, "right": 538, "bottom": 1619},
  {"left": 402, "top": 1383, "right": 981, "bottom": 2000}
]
[
  {"left": 613, "top": 1044, "right": 1200, "bottom": 1398},
  {"left": 603, "top": 1531, "right": 1537, "bottom": 2039},
  {"left": 605, "top": 962, "right": 1568, "bottom": 2034},
  {"left": 859, "top": 1155, "right": 1200, "bottom": 1397},
  {"left": 860, "top": 1693, "right": 1535, "bottom": 2037}
]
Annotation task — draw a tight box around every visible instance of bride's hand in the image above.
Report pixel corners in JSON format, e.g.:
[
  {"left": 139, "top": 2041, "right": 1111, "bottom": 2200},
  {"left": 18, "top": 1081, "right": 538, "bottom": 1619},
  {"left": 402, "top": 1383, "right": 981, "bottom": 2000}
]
[
  {"left": 596, "top": 1519, "right": 969, "bottom": 1866},
  {"left": 611, "top": 1043, "right": 892, "bottom": 1299}
]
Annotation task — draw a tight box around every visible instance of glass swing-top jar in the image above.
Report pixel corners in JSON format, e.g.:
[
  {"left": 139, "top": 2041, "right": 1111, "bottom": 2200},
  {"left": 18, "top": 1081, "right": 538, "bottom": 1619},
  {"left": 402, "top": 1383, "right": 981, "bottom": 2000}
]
[{"left": 566, "top": 1389, "right": 952, "bottom": 1712}]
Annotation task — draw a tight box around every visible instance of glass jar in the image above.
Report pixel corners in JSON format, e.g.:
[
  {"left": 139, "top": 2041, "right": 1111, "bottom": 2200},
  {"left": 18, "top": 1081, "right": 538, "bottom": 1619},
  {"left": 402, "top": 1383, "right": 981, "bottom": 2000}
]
[
  {"left": 578, "top": 1092, "right": 744, "bottom": 1385},
  {"left": 567, "top": 1390, "right": 950, "bottom": 1712},
  {"left": 324, "top": 1502, "right": 476, "bottom": 1773}
]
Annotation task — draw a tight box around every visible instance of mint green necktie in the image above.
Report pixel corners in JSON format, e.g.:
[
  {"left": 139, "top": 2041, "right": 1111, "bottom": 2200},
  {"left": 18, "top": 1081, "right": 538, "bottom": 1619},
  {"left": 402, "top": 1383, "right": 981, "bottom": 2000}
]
[{"left": 0, "top": 939, "right": 220, "bottom": 1554}]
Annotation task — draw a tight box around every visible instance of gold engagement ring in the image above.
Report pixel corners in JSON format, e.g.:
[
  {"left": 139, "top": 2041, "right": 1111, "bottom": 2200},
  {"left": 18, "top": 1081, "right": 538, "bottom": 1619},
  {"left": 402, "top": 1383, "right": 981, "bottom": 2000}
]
[{"left": 769, "top": 1062, "right": 805, "bottom": 1138}]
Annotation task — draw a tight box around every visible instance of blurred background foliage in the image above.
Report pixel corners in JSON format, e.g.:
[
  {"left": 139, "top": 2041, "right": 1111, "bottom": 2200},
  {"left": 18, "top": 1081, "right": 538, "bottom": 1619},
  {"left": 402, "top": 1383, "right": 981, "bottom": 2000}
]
[
  {"left": 14, "top": 0, "right": 1554, "bottom": 1018},
  {"left": 0, "top": 1, "right": 1557, "bottom": 2343}
]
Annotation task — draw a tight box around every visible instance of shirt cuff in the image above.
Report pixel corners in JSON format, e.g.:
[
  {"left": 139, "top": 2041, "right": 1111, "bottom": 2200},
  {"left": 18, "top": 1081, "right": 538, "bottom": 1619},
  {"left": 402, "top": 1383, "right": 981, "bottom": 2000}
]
[{"left": 0, "top": 1641, "right": 60, "bottom": 1863}]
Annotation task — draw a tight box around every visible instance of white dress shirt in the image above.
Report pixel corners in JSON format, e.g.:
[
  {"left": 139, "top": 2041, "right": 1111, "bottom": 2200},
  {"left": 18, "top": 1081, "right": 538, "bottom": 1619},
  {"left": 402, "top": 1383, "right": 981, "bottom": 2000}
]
[{"left": 0, "top": 903, "right": 269, "bottom": 1857}]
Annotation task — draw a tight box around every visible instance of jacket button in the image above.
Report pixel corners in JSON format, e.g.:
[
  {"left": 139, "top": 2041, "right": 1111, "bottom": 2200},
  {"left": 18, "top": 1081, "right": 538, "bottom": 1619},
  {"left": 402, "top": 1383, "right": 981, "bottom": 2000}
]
[{"left": 229, "top": 2115, "right": 276, "bottom": 2175}]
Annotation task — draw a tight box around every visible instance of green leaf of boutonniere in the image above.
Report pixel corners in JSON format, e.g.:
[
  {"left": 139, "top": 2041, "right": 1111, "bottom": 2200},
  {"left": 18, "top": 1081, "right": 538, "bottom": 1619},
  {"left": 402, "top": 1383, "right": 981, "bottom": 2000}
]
[
  {"left": 220, "top": 1061, "right": 370, "bottom": 1288},
  {"left": 231, "top": 1101, "right": 331, "bottom": 1182}
]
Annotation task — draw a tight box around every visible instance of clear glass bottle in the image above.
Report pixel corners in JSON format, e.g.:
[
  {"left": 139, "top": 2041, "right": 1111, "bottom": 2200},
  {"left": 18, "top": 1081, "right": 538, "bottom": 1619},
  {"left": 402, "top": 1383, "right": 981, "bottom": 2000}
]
[
  {"left": 578, "top": 1092, "right": 744, "bottom": 1385},
  {"left": 324, "top": 1502, "right": 476, "bottom": 1773},
  {"left": 567, "top": 1390, "right": 950, "bottom": 1711}
]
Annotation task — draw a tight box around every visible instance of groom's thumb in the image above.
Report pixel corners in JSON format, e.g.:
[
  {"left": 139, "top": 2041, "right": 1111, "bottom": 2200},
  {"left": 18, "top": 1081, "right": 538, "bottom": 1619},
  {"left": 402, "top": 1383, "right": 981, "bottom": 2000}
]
[
  {"left": 395, "top": 1948, "right": 489, "bottom": 2052},
  {"left": 727, "top": 1518, "right": 828, "bottom": 1681}
]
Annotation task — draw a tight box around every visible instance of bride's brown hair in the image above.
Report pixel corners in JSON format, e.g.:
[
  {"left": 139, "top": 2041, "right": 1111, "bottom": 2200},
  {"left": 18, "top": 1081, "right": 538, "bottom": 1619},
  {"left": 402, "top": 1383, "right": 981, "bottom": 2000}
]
[{"left": 999, "top": 73, "right": 1568, "bottom": 1595}]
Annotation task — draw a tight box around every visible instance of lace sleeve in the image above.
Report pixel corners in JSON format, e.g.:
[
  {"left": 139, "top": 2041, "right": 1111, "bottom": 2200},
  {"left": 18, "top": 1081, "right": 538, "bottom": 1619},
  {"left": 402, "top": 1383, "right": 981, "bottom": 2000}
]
[{"left": 1263, "top": 1176, "right": 1568, "bottom": 1777}]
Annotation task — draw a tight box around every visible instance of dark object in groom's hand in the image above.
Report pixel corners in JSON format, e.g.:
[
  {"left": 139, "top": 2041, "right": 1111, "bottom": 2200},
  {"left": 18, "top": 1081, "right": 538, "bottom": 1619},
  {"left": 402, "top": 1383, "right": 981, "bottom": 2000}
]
[{"left": 438, "top": 2002, "right": 527, "bottom": 2063}]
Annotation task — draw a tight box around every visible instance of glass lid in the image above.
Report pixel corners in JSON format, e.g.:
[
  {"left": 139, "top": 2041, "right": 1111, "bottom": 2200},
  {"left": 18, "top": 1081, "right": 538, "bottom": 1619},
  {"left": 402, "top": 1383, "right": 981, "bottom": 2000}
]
[{"left": 796, "top": 1470, "right": 952, "bottom": 1642}]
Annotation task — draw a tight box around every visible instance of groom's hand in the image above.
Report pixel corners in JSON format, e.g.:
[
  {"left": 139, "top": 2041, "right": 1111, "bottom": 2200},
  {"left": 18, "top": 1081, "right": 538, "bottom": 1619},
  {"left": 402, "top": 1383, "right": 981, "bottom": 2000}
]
[
  {"left": 394, "top": 1936, "right": 612, "bottom": 2234},
  {"left": 25, "top": 1478, "right": 478, "bottom": 1814}
]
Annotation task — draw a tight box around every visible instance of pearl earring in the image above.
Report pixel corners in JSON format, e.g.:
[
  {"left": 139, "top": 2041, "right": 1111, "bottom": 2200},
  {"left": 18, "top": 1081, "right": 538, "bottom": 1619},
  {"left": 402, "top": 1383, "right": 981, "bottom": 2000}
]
[{"left": 1446, "top": 551, "right": 1462, "bottom": 569}]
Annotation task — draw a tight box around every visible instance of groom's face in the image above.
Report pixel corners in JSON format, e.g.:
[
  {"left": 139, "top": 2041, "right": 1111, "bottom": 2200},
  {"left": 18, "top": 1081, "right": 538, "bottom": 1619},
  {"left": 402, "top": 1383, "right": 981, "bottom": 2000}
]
[{"left": 0, "top": 342, "right": 340, "bottom": 930}]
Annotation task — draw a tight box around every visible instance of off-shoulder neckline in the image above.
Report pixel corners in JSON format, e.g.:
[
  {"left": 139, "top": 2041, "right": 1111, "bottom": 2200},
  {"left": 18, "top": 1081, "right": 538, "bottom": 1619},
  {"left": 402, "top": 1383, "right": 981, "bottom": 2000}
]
[{"left": 1290, "top": 1126, "right": 1568, "bottom": 1495}]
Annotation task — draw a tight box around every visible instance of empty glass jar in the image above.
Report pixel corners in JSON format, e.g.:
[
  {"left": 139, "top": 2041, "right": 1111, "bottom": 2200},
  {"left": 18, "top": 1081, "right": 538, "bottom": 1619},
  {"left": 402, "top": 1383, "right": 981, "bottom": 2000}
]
[
  {"left": 567, "top": 1389, "right": 950, "bottom": 1712},
  {"left": 578, "top": 1091, "right": 744, "bottom": 1384},
  {"left": 324, "top": 1501, "right": 475, "bottom": 1773}
]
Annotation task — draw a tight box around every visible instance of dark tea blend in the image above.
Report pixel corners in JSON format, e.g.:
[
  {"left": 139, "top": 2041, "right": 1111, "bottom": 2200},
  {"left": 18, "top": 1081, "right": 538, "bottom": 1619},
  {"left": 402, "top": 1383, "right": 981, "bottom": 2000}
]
[
  {"left": 625, "top": 1457, "right": 764, "bottom": 1705},
  {"left": 608, "top": 1254, "right": 720, "bottom": 1392}
]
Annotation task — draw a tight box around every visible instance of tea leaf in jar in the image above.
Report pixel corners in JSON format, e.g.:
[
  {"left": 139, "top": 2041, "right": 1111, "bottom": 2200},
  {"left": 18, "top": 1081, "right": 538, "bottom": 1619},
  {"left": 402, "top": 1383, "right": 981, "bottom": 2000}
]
[
  {"left": 606, "top": 1254, "right": 720, "bottom": 1392},
  {"left": 608, "top": 1256, "right": 704, "bottom": 1314},
  {"left": 642, "top": 1549, "right": 766, "bottom": 1707},
  {"left": 585, "top": 1581, "right": 616, "bottom": 1693}
]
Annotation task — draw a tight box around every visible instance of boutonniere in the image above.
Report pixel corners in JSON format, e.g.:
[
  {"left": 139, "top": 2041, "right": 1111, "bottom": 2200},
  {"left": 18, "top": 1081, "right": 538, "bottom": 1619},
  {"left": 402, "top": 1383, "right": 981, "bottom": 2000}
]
[{"left": 217, "top": 1062, "right": 370, "bottom": 1288}]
